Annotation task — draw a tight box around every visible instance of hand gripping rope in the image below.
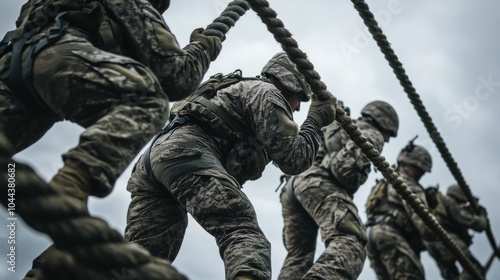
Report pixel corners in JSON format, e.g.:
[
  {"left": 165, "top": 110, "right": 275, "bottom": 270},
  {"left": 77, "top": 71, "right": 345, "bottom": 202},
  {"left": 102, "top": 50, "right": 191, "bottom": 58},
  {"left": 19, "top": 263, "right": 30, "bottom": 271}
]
[
  {"left": 1, "top": 0, "right": 494, "bottom": 279},
  {"left": 0, "top": 2, "right": 250, "bottom": 279},
  {"left": 350, "top": 0, "right": 497, "bottom": 275},
  {"left": 246, "top": 0, "right": 487, "bottom": 278}
]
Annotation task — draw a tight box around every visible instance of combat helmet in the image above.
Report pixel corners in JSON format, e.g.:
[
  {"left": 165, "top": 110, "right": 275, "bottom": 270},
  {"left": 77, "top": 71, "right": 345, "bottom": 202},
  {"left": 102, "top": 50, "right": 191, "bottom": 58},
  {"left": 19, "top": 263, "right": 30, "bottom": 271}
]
[
  {"left": 446, "top": 184, "right": 470, "bottom": 203},
  {"left": 149, "top": 0, "right": 170, "bottom": 13},
  {"left": 361, "top": 101, "right": 399, "bottom": 137},
  {"left": 261, "top": 52, "right": 311, "bottom": 101},
  {"left": 397, "top": 136, "right": 432, "bottom": 172}
]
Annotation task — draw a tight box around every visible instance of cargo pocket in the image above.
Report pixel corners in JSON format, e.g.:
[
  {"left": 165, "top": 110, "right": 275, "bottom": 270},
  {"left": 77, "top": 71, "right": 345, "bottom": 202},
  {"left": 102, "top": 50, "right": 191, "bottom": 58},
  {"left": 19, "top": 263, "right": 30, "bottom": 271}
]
[
  {"left": 339, "top": 206, "right": 367, "bottom": 245},
  {"left": 155, "top": 148, "right": 204, "bottom": 188}
]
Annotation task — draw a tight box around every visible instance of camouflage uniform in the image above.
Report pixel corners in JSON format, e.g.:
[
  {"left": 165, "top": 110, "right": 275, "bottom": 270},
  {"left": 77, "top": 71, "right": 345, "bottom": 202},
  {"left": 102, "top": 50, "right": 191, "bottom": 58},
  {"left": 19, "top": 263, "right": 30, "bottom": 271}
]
[
  {"left": 365, "top": 143, "right": 434, "bottom": 280},
  {"left": 424, "top": 185, "right": 488, "bottom": 280},
  {"left": 278, "top": 101, "right": 399, "bottom": 280},
  {"left": 0, "top": 0, "right": 219, "bottom": 197},
  {"left": 125, "top": 52, "right": 336, "bottom": 280}
]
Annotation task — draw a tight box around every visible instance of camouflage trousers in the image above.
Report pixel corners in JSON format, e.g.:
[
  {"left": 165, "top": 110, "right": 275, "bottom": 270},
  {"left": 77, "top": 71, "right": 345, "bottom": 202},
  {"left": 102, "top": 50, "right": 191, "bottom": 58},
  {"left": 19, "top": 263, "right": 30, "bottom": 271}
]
[
  {"left": 426, "top": 234, "right": 484, "bottom": 280},
  {"left": 366, "top": 224, "right": 425, "bottom": 280},
  {"left": 278, "top": 178, "right": 366, "bottom": 280},
  {"left": 125, "top": 125, "right": 272, "bottom": 280},
  {"left": 0, "top": 28, "right": 168, "bottom": 196}
]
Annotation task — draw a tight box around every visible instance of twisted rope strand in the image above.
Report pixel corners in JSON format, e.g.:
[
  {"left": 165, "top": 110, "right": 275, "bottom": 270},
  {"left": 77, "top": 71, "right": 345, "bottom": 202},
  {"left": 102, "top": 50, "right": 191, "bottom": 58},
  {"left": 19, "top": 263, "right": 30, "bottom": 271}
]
[
  {"left": 350, "top": 0, "right": 491, "bottom": 276},
  {"left": 203, "top": 0, "right": 250, "bottom": 40},
  {"left": 247, "top": 0, "right": 484, "bottom": 278},
  {"left": 0, "top": 1, "right": 253, "bottom": 279},
  {"left": 0, "top": 135, "right": 187, "bottom": 279}
]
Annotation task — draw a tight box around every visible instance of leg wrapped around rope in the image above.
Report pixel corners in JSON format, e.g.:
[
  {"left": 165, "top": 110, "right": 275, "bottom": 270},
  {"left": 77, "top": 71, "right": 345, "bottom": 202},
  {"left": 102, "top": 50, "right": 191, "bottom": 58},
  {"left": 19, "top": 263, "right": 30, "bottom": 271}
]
[{"left": 0, "top": 133, "right": 188, "bottom": 280}]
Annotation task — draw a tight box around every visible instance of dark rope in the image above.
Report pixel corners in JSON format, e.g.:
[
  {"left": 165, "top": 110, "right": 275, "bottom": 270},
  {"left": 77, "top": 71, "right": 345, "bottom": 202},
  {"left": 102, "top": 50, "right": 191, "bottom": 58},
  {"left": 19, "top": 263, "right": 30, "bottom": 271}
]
[
  {"left": 484, "top": 243, "right": 500, "bottom": 273},
  {"left": 0, "top": 2, "right": 253, "bottom": 279},
  {"left": 247, "top": 0, "right": 484, "bottom": 278},
  {"left": 349, "top": 0, "right": 492, "bottom": 276},
  {"left": 202, "top": 0, "right": 250, "bottom": 40},
  {"left": 245, "top": 0, "right": 333, "bottom": 102},
  {"left": 0, "top": 134, "right": 187, "bottom": 280}
]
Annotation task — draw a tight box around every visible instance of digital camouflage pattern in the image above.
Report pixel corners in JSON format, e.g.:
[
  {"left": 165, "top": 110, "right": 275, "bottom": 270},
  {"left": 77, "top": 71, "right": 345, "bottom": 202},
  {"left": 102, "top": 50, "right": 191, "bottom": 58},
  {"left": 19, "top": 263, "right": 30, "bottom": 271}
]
[
  {"left": 125, "top": 79, "right": 323, "bottom": 280},
  {"left": 261, "top": 52, "right": 311, "bottom": 101},
  {"left": 0, "top": 0, "right": 215, "bottom": 196},
  {"left": 278, "top": 118, "right": 385, "bottom": 280},
  {"left": 397, "top": 145, "right": 433, "bottom": 173},
  {"left": 365, "top": 167, "right": 433, "bottom": 280},
  {"left": 360, "top": 100, "right": 399, "bottom": 137},
  {"left": 424, "top": 186, "right": 488, "bottom": 280}
]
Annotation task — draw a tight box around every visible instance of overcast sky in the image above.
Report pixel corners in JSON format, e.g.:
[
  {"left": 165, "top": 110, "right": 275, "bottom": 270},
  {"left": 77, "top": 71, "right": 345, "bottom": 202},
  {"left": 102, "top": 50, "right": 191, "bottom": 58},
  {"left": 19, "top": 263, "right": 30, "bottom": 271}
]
[{"left": 1, "top": 1, "right": 500, "bottom": 279}]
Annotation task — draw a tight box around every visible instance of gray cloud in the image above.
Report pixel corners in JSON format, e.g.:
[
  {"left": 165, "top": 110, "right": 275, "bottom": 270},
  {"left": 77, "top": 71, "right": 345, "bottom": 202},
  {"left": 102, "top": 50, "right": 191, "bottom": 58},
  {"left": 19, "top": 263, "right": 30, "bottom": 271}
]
[{"left": 1, "top": 1, "right": 499, "bottom": 279}]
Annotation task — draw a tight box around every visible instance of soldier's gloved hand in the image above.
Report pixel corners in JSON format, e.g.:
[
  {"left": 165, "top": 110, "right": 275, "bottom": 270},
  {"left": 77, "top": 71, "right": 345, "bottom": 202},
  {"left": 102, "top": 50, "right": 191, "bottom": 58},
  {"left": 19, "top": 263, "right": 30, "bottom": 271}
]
[
  {"left": 189, "top": 27, "right": 222, "bottom": 61},
  {"left": 307, "top": 95, "right": 336, "bottom": 128}
]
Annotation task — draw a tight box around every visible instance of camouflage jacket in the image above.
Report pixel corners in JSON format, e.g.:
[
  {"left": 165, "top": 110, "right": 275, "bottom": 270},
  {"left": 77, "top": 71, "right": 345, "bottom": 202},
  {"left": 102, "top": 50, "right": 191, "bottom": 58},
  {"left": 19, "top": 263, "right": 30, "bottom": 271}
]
[
  {"left": 157, "top": 79, "right": 322, "bottom": 187},
  {"left": 12, "top": 0, "right": 211, "bottom": 101},
  {"left": 366, "top": 167, "right": 434, "bottom": 242},
  {"left": 293, "top": 118, "right": 384, "bottom": 198},
  {"left": 432, "top": 194, "right": 488, "bottom": 245}
]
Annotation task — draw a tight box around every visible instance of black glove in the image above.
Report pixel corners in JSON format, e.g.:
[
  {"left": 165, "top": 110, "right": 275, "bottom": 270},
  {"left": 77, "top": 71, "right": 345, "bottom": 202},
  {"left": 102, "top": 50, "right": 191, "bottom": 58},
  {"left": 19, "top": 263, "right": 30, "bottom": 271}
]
[{"left": 189, "top": 27, "right": 222, "bottom": 61}]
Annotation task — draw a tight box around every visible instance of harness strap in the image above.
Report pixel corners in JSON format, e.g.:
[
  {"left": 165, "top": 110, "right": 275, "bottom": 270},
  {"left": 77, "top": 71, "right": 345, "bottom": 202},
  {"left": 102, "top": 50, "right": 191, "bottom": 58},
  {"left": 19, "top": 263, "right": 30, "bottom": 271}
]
[
  {"left": 143, "top": 116, "right": 193, "bottom": 190},
  {"left": 1, "top": 12, "right": 69, "bottom": 111},
  {"left": 285, "top": 176, "right": 301, "bottom": 206},
  {"left": 0, "top": 31, "right": 15, "bottom": 58},
  {"left": 197, "top": 97, "right": 246, "bottom": 139}
]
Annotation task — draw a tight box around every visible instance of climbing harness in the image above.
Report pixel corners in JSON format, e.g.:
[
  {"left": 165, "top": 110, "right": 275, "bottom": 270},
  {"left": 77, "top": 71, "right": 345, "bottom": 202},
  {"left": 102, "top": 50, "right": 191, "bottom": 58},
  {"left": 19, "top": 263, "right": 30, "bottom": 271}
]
[
  {"left": 171, "top": 69, "right": 258, "bottom": 140},
  {"left": 0, "top": 12, "right": 69, "bottom": 111},
  {"left": 347, "top": 0, "right": 495, "bottom": 277},
  {"left": 1, "top": 0, "right": 496, "bottom": 278}
]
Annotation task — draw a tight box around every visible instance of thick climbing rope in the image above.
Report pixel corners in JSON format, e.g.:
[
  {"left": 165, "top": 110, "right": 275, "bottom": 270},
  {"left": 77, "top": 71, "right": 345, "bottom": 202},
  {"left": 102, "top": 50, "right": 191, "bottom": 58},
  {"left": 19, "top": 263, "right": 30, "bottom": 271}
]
[
  {"left": 202, "top": 0, "right": 250, "bottom": 39},
  {"left": 349, "top": 0, "right": 500, "bottom": 261},
  {"left": 245, "top": 0, "right": 484, "bottom": 278},
  {"left": 1, "top": 134, "right": 187, "bottom": 280},
  {"left": 485, "top": 244, "right": 500, "bottom": 274},
  {"left": 0, "top": 2, "right": 250, "bottom": 279},
  {"left": 1, "top": 1, "right": 487, "bottom": 279}
]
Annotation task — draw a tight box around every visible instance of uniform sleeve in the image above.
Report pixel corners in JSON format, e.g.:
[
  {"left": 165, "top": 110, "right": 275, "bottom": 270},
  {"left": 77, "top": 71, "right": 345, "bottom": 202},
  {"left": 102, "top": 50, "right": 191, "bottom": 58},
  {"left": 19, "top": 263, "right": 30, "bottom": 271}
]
[
  {"left": 448, "top": 200, "right": 488, "bottom": 232},
  {"left": 330, "top": 125, "right": 384, "bottom": 192},
  {"left": 403, "top": 184, "right": 436, "bottom": 241},
  {"left": 144, "top": 26, "right": 212, "bottom": 101},
  {"left": 250, "top": 88, "right": 322, "bottom": 175},
  {"left": 108, "top": 0, "right": 213, "bottom": 101}
]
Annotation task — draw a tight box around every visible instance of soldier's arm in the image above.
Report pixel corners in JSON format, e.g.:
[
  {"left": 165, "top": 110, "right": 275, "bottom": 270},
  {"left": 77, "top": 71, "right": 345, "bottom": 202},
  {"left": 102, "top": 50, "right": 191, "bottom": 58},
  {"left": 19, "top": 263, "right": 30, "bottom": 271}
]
[
  {"left": 252, "top": 88, "right": 322, "bottom": 175},
  {"left": 404, "top": 185, "right": 436, "bottom": 241},
  {"left": 451, "top": 201, "right": 488, "bottom": 232},
  {"left": 149, "top": 27, "right": 218, "bottom": 101},
  {"left": 139, "top": 5, "right": 221, "bottom": 101}
]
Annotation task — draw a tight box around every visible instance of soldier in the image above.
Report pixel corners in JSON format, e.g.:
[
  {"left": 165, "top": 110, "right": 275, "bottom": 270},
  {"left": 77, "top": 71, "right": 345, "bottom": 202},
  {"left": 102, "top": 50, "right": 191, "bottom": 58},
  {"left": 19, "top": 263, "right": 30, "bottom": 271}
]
[
  {"left": 0, "top": 0, "right": 221, "bottom": 203},
  {"left": 124, "top": 52, "right": 337, "bottom": 280},
  {"left": 424, "top": 184, "right": 488, "bottom": 280},
  {"left": 278, "top": 100, "right": 399, "bottom": 280},
  {"left": 0, "top": 0, "right": 221, "bottom": 278},
  {"left": 365, "top": 139, "right": 434, "bottom": 280}
]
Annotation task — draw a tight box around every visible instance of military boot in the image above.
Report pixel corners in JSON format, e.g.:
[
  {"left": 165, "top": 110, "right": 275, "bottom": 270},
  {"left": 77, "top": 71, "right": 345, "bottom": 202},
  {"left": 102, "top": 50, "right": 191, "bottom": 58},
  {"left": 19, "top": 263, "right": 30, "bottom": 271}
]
[{"left": 49, "top": 162, "right": 92, "bottom": 205}]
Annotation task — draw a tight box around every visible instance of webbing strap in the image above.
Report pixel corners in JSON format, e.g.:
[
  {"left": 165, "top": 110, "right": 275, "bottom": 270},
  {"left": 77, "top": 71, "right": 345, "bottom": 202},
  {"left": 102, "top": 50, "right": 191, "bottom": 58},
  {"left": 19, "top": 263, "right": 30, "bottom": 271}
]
[
  {"left": 143, "top": 116, "right": 192, "bottom": 189},
  {"left": 144, "top": 133, "right": 163, "bottom": 188},
  {"left": 0, "top": 27, "right": 41, "bottom": 109},
  {"left": 1, "top": 12, "right": 69, "bottom": 111},
  {"left": 285, "top": 176, "right": 301, "bottom": 206},
  {"left": 197, "top": 97, "right": 246, "bottom": 138},
  {"left": 0, "top": 31, "right": 15, "bottom": 58}
]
